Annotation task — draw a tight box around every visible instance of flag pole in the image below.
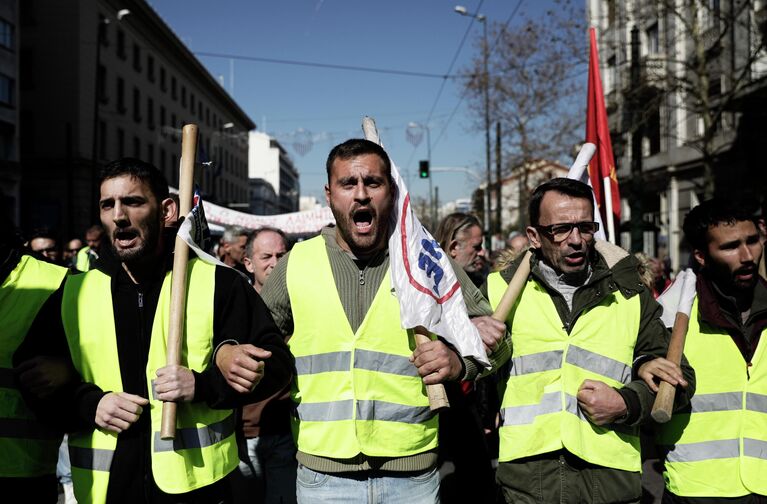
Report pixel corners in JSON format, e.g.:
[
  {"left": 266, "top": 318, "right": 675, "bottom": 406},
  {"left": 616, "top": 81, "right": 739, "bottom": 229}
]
[
  {"left": 362, "top": 117, "right": 449, "bottom": 412},
  {"left": 161, "top": 123, "right": 197, "bottom": 439},
  {"left": 603, "top": 177, "right": 616, "bottom": 244}
]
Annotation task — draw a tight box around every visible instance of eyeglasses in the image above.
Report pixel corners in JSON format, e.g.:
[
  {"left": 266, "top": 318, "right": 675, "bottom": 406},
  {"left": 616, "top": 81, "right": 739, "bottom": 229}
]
[{"left": 534, "top": 221, "right": 599, "bottom": 242}]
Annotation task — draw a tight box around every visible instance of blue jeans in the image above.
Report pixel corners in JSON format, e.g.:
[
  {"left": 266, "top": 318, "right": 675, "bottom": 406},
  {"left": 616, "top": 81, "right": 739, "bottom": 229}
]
[
  {"left": 296, "top": 464, "right": 440, "bottom": 504},
  {"left": 238, "top": 433, "right": 297, "bottom": 504},
  {"left": 57, "top": 435, "right": 72, "bottom": 485}
]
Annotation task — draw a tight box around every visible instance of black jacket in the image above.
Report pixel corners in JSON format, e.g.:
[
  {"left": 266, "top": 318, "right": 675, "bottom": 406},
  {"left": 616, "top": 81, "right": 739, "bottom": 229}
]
[{"left": 22, "top": 238, "right": 293, "bottom": 503}]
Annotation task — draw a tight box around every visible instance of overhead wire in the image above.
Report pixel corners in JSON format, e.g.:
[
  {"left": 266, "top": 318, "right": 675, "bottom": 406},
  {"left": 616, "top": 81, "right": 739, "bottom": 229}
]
[
  {"left": 430, "top": 0, "right": 526, "bottom": 153},
  {"left": 194, "top": 51, "right": 461, "bottom": 80},
  {"left": 400, "top": 0, "right": 485, "bottom": 174}
]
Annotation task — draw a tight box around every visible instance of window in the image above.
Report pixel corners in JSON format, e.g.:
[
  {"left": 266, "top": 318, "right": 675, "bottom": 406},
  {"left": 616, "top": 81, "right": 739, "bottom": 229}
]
[
  {"left": 606, "top": 55, "right": 617, "bottom": 93},
  {"left": 147, "top": 143, "right": 154, "bottom": 165},
  {"left": 171, "top": 113, "right": 177, "bottom": 143},
  {"left": 117, "top": 128, "right": 125, "bottom": 158},
  {"left": 147, "top": 97, "right": 154, "bottom": 129},
  {"left": 97, "top": 15, "right": 108, "bottom": 46},
  {"left": 117, "top": 29, "right": 126, "bottom": 59},
  {"left": 0, "top": 18, "right": 13, "bottom": 50},
  {"left": 0, "top": 121, "right": 13, "bottom": 160},
  {"left": 160, "top": 105, "right": 166, "bottom": 132},
  {"left": 606, "top": 0, "right": 616, "bottom": 27},
  {"left": 133, "top": 87, "right": 141, "bottom": 122},
  {"left": 133, "top": 136, "right": 140, "bottom": 158},
  {"left": 190, "top": 92, "right": 195, "bottom": 114},
  {"left": 97, "top": 64, "right": 107, "bottom": 103},
  {"left": 171, "top": 76, "right": 177, "bottom": 100},
  {"left": 99, "top": 120, "right": 107, "bottom": 160},
  {"left": 197, "top": 102, "right": 203, "bottom": 120},
  {"left": 0, "top": 73, "right": 13, "bottom": 106},
  {"left": 160, "top": 66, "right": 166, "bottom": 91},
  {"left": 181, "top": 85, "right": 186, "bottom": 107},
  {"left": 116, "top": 77, "right": 125, "bottom": 113},
  {"left": 171, "top": 155, "right": 178, "bottom": 185},
  {"left": 147, "top": 55, "right": 155, "bottom": 82},
  {"left": 646, "top": 23, "right": 659, "bottom": 55},
  {"left": 205, "top": 107, "right": 210, "bottom": 126},
  {"left": 132, "top": 43, "right": 141, "bottom": 72},
  {"left": 160, "top": 147, "right": 166, "bottom": 173}
]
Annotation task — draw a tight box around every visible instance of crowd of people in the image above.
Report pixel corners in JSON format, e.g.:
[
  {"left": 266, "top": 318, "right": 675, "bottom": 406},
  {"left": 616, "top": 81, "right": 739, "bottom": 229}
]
[{"left": 1, "top": 139, "right": 766, "bottom": 504}]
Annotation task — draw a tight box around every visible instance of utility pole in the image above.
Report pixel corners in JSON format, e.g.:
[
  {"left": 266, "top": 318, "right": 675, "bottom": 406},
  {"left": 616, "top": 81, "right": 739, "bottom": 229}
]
[
  {"left": 454, "top": 5, "right": 491, "bottom": 249},
  {"left": 495, "top": 121, "right": 502, "bottom": 235},
  {"left": 629, "top": 25, "right": 644, "bottom": 252}
]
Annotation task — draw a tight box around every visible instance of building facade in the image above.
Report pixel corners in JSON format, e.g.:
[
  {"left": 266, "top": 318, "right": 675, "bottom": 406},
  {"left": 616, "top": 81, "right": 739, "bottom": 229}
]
[
  {"left": 19, "top": 0, "right": 254, "bottom": 238},
  {"left": 485, "top": 159, "right": 569, "bottom": 234},
  {"left": 248, "top": 131, "right": 299, "bottom": 215},
  {"left": 0, "top": 0, "right": 18, "bottom": 226},
  {"left": 587, "top": 0, "right": 767, "bottom": 271}
]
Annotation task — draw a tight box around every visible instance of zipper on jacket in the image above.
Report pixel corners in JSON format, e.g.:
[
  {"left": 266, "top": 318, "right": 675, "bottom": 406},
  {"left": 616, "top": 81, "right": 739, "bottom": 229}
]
[
  {"left": 358, "top": 269, "right": 365, "bottom": 285},
  {"left": 137, "top": 291, "right": 144, "bottom": 308}
]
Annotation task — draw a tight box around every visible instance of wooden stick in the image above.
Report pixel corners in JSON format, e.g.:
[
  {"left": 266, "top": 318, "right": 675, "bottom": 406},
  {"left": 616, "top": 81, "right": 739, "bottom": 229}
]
[
  {"left": 492, "top": 250, "right": 532, "bottom": 322},
  {"left": 650, "top": 311, "right": 689, "bottom": 423},
  {"left": 160, "top": 124, "right": 198, "bottom": 440},
  {"left": 412, "top": 327, "right": 450, "bottom": 411}
]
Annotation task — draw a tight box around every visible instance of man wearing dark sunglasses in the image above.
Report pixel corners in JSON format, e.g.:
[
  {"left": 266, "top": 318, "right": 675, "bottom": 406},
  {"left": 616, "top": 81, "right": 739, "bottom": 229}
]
[{"left": 484, "top": 178, "right": 694, "bottom": 503}]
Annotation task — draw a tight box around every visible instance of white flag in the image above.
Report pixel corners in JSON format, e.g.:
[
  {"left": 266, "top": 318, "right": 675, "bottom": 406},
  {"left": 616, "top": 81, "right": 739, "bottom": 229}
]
[
  {"left": 362, "top": 117, "right": 489, "bottom": 367},
  {"left": 177, "top": 186, "right": 226, "bottom": 267},
  {"left": 566, "top": 143, "right": 607, "bottom": 241}
]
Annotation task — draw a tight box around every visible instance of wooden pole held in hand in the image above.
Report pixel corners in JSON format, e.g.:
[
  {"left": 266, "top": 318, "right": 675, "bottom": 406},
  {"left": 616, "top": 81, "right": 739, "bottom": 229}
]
[
  {"left": 650, "top": 311, "right": 689, "bottom": 423},
  {"left": 413, "top": 327, "right": 450, "bottom": 411},
  {"left": 160, "top": 124, "right": 198, "bottom": 440},
  {"left": 492, "top": 250, "right": 532, "bottom": 322}
]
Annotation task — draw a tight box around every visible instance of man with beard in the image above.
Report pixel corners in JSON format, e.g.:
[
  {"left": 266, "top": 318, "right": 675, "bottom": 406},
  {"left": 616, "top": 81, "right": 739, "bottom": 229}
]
[
  {"left": 657, "top": 198, "right": 767, "bottom": 502},
  {"left": 57, "top": 158, "right": 292, "bottom": 504},
  {"left": 216, "top": 139, "right": 506, "bottom": 503},
  {"left": 484, "top": 178, "right": 694, "bottom": 503},
  {"left": 75, "top": 225, "right": 105, "bottom": 272}
]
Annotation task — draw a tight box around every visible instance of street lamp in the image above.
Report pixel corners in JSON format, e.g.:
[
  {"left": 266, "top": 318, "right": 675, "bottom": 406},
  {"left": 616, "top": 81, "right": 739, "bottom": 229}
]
[{"left": 454, "top": 5, "right": 491, "bottom": 247}]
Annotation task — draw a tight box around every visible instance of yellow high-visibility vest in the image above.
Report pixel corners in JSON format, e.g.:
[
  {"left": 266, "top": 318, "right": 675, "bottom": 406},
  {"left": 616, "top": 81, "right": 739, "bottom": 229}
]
[
  {"left": 61, "top": 259, "right": 237, "bottom": 504},
  {"left": 0, "top": 255, "right": 67, "bottom": 477},
  {"left": 286, "top": 236, "right": 438, "bottom": 459},
  {"left": 488, "top": 270, "right": 642, "bottom": 472},
  {"left": 75, "top": 246, "right": 92, "bottom": 272},
  {"left": 658, "top": 298, "right": 767, "bottom": 497}
]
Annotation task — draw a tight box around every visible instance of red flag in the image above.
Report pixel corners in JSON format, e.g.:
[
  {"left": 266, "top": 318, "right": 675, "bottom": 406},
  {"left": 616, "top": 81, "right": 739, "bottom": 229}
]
[{"left": 586, "top": 27, "right": 620, "bottom": 233}]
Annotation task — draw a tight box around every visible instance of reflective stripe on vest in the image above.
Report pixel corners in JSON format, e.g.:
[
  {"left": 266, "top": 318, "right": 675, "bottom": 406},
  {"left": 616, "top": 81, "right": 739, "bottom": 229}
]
[
  {"left": 69, "top": 446, "right": 114, "bottom": 472},
  {"left": 0, "top": 255, "right": 67, "bottom": 477},
  {"left": 295, "top": 350, "right": 419, "bottom": 378},
  {"left": 287, "top": 236, "right": 438, "bottom": 459},
  {"left": 658, "top": 298, "right": 767, "bottom": 497},
  {"left": 62, "top": 260, "right": 238, "bottom": 503},
  {"left": 487, "top": 270, "right": 641, "bottom": 472},
  {"left": 153, "top": 413, "right": 236, "bottom": 452}
]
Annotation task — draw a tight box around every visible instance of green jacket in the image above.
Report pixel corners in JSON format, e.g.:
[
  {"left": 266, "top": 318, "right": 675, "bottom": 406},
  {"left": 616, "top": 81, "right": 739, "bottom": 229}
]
[{"left": 487, "top": 242, "right": 696, "bottom": 501}]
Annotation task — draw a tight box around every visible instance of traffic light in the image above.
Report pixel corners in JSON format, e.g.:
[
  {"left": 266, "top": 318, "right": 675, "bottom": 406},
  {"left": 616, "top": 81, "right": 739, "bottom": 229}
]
[{"left": 419, "top": 160, "right": 430, "bottom": 179}]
